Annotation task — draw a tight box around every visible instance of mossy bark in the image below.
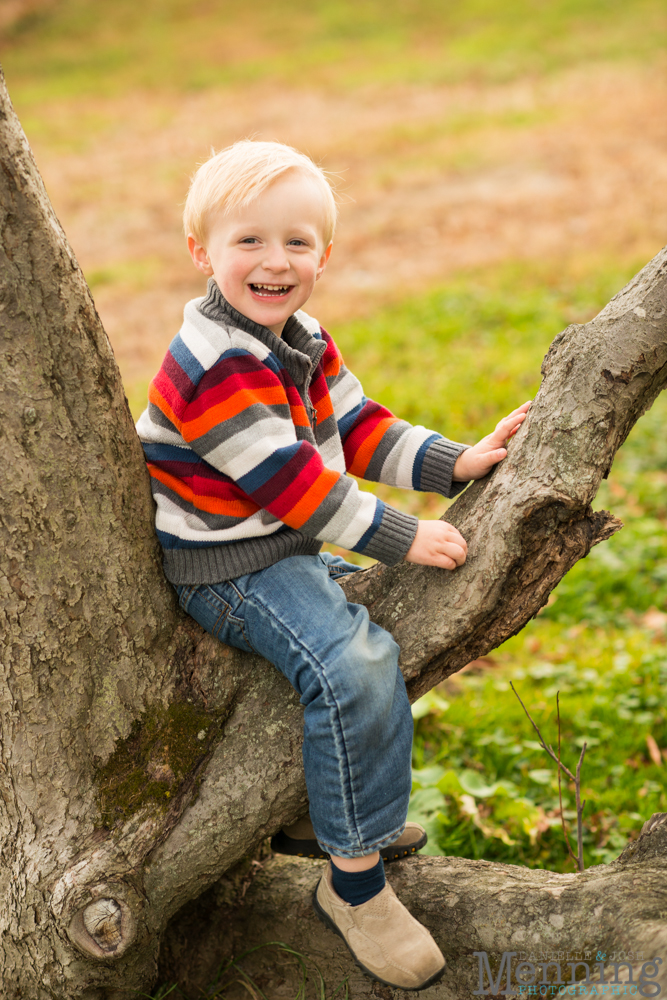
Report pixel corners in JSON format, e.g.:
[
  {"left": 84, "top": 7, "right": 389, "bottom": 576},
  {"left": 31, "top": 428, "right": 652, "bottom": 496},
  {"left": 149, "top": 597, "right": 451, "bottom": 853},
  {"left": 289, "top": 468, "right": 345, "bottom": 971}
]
[{"left": 1, "top": 65, "right": 667, "bottom": 999}]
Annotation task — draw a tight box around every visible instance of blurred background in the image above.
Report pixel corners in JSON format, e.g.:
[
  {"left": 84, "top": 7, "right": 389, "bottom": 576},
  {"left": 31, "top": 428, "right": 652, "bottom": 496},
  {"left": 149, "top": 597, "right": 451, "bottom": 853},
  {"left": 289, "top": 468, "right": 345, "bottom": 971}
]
[{"left": 2, "top": 0, "right": 667, "bottom": 872}]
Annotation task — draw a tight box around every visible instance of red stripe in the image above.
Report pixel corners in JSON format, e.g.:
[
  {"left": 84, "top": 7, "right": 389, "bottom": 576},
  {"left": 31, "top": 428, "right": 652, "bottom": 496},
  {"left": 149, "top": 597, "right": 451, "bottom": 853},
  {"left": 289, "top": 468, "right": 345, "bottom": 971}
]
[
  {"left": 187, "top": 368, "right": 282, "bottom": 420},
  {"left": 267, "top": 453, "right": 323, "bottom": 520}
]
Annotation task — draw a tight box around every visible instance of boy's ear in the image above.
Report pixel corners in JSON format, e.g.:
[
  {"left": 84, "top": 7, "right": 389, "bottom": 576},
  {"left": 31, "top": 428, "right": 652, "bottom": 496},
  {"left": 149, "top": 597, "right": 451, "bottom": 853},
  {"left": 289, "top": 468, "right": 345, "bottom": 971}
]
[
  {"left": 316, "top": 241, "right": 333, "bottom": 281},
  {"left": 188, "top": 234, "right": 214, "bottom": 276}
]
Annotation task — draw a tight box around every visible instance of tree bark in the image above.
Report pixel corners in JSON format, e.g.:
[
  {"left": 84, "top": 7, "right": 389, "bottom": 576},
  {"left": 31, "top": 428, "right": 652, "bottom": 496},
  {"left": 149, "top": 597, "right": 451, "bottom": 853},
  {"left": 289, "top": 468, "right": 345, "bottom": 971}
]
[
  {"left": 160, "top": 813, "right": 667, "bottom": 998},
  {"left": 1, "top": 64, "right": 666, "bottom": 999}
]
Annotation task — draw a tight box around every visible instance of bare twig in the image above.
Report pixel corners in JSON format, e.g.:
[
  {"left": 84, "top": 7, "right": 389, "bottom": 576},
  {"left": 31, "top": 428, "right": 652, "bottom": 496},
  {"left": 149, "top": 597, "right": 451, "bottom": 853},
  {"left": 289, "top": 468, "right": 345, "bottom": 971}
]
[
  {"left": 557, "top": 693, "right": 578, "bottom": 867},
  {"left": 576, "top": 745, "right": 587, "bottom": 874},
  {"left": 510, "top": 682, "right": 587, "bottom": 871}
]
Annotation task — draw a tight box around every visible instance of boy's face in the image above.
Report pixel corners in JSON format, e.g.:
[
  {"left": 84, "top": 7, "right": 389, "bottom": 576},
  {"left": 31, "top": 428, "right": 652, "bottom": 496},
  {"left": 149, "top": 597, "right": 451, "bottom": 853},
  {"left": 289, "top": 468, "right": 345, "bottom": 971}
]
[{"left": 188, "top": 170, "right": 332, "bottom": 336}]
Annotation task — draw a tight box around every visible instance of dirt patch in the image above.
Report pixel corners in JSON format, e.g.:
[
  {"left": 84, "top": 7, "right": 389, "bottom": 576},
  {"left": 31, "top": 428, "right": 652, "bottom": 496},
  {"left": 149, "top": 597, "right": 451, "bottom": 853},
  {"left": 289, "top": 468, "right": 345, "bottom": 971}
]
[{"left": 23, "top": 60, "right": 667, "bottom": 401}]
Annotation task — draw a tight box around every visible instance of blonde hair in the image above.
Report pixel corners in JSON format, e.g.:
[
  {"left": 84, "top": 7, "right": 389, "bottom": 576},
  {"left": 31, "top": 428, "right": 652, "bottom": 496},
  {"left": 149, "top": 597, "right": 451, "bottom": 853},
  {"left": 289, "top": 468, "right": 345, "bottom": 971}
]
[{"left": 184, "top": 140, "right": 337, "bottom": 247}]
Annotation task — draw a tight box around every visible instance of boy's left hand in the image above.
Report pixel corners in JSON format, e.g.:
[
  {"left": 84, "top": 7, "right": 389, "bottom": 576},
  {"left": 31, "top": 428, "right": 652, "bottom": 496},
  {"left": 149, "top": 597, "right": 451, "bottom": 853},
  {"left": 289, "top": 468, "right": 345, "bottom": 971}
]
[{"left": 452, "top": 401, "right": 531, "bottom": 482}]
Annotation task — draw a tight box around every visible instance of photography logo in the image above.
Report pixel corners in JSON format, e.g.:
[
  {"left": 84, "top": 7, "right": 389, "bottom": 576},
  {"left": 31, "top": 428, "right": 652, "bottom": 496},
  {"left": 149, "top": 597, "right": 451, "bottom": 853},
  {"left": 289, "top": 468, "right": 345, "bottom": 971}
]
[{"left": 473, "top": 950, "right": 663, "bottom": 996}]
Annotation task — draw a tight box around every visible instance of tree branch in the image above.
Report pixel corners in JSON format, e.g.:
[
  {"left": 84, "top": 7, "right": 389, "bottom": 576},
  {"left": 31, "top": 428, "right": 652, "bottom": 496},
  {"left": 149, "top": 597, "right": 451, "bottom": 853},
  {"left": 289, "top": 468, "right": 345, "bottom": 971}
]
[{"left": 160, "top": 814, "right": 667, "bottom": 999}]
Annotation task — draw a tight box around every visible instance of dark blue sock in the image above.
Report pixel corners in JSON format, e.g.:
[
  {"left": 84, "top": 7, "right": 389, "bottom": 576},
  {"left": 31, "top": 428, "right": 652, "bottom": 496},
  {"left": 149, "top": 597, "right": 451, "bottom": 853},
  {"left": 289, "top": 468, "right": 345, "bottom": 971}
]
[{"left": 331, "top": 857, "right": 386, "bottom": 906}]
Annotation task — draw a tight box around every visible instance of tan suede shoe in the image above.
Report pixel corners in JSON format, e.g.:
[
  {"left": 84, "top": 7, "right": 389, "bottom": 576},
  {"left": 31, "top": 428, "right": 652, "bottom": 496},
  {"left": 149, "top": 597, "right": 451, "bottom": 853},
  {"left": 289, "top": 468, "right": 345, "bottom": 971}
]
[
  {"left": 271, "top": 816, "right": 427, "bottom": 861},
  {"left": 313, "top": 862, "right": 446, "bottom": 991}
]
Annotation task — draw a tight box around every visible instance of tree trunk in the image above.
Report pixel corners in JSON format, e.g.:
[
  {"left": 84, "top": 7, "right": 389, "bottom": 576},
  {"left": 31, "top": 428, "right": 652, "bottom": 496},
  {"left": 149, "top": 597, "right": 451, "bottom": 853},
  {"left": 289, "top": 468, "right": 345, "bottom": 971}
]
[{"left": 1, "top": 64, "right": 666, "bottom": 999}]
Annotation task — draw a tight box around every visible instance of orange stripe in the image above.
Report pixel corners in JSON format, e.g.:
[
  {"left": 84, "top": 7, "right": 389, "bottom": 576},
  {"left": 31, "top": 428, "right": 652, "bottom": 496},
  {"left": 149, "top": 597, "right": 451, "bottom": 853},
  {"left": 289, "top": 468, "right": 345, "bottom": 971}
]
[
  {"left": 314, "top": 393, "right": 334, "bottom": 422},
  {"left": 282, "top": 468, "right": 339, "bottom": 528},
  {"left": 322, "top": 347, "right": 342, "bottom": 377},
  {"left": 182, "top": 385, "right": 287, "bottom": 440},
  {"left": 149, "top": 384, "right": 183, "bottom": 432},
  {"left": 348, "top": 416, "right": 399, "bottom": 477},
  {"left": 148, "top": 465, "right": 259, "bottom": 517},
  {"left": 290, "top": 403, "right": 310, "bottom": 427}
]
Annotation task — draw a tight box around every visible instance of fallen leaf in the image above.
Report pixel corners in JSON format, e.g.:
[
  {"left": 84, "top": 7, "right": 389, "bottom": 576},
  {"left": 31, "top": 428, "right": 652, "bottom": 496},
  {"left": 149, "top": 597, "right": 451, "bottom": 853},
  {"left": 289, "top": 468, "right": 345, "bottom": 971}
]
[
  {"left": 646, "top": 734, "right": 662, "bottom": 767},
  {"left": 642, "top": 607, "right": 667, "bottom": 632}
]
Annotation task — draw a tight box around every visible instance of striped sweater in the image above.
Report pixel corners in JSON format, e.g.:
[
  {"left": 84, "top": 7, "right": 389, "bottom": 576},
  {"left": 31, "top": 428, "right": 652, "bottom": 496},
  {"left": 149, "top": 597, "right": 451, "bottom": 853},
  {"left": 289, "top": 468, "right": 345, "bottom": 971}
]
[{"left": 136, "top": 281, "right": 469, "bottom": 584}]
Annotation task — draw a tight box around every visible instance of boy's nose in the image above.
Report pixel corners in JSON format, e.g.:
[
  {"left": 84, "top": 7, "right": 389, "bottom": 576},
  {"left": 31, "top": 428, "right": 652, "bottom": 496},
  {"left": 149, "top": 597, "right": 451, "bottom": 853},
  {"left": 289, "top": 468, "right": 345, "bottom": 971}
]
[{"left": 262, "top": 245, "right": 290, "bottom": 272}]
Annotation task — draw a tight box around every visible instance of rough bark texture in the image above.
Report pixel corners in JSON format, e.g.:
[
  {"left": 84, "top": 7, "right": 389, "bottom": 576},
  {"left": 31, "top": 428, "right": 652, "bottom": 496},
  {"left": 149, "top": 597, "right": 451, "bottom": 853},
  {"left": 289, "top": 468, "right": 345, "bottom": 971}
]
[
  {"left": 1, "top": 62, "right": 667, "bottom": 999},
  {"left": 160, "top": 814, "right": 667, "bottom": 999}
]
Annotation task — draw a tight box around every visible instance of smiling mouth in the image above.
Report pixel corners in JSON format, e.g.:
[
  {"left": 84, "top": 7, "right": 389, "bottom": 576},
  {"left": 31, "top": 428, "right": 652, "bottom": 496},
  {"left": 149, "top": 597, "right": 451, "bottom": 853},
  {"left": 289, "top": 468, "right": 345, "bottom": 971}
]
[{"left": 249, "top": 283, "right": 292, "bottom": 297}]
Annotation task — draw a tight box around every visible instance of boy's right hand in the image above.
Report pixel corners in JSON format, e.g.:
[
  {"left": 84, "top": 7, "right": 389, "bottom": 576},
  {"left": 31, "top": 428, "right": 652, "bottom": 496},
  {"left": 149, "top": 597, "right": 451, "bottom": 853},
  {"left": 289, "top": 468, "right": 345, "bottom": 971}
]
[{"left": 405, "top": 520, "right": 467, "bottom": 570}]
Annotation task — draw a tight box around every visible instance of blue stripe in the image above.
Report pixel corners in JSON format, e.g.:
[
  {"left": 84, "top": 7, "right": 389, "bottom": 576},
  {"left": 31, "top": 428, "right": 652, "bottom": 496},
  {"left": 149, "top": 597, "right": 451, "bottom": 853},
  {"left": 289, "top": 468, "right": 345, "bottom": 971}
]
[
  {"left": 262, "top": 352, "right": 284, "bottom": 376},
  {"left": 236, "top": 442, "right": 304, "bottom": 494},
  {"left": 157, "top": 529, "right": 250, "bottom": 550},
  {"left": 412, "top": 433, "right": 440, "bottom": 490},
  {"left": 156, "top": 529, "right": 219, "bottom": 550},
  {"left": 337, "top": 396, "right": 368, "bottom": 440},
  {"left": 169, "top": 334, "right": 205, "bottom": 384},
  {"left": 143, "top": 442, "right": 199, "bottom": 463},
  {"left": 157, "top": 524, "right": 290, "bottom": 550},
  {"left": 352, "top": 497, "right": 383, "bottom": 553}
]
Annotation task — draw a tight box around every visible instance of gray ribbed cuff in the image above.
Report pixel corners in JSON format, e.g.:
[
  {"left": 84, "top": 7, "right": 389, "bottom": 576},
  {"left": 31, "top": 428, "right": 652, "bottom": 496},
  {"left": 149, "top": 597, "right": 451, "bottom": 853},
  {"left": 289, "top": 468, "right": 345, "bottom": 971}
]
[
  {"left": 360, "top": 504, "right": 419, "bottom": 566},
  {"left": 419, "top": 437, "right": 470, "bottom": 498},
  {"left": 162, "top": 531, "right": 322, "bottom": 584}
]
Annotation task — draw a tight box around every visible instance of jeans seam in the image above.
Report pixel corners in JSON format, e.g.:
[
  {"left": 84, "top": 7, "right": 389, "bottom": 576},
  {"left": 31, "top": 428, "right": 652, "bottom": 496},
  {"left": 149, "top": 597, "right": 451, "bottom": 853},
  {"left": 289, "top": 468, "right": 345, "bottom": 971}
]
[
  {"left": 198, "top": 587, "right": 232, "bottom": 639},
  {"left": 226, "top": 579, "right": 245, "bottom": 602},
  {"left": 245, "top": 592, "right": 363, "bottom": 851},
  {"left": 226, "top": 612, "right": 257, "bottom": 653},
  {"left": 178, "top": 584, "right": 195, "bottom": 610}
]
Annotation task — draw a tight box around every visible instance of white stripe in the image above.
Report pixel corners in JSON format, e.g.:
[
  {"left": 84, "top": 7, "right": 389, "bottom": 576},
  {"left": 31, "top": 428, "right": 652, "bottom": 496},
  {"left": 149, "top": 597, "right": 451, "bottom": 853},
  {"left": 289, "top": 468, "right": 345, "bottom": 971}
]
[
  {"left": 327, "top": 489, "right": 380, "bottom": 549},
  {"left": 155, "top": 497, "right": 282, "bottom": 542},
  {"left": 230, "top": 328, "right": 272, "bottom": 360},
  {"left": 314, "top": 481, "right": 360, "bottom": 541},
  {"left": 388, "top": 425, "right": 436, "bottom": 489},
  {"left": 205, "top": 427, "right": 297, "bottom": 481},
  {"left": 294, "top": 309, "right": 321, "bottom": 337},
  {"left": 199, "top": 413, "right": 296, "bottom": 467},
  {"left": 318, "top": 436, "right": 347, "bottom": 473},
  {"left": 329, "top": 375, "right": 364, "bottom": 420},
  {"left": 180, "top": 310, "right": 230, "bottom": 370},
  {"left": 136, "top": 408, "right": 186, "bottom": 446}
]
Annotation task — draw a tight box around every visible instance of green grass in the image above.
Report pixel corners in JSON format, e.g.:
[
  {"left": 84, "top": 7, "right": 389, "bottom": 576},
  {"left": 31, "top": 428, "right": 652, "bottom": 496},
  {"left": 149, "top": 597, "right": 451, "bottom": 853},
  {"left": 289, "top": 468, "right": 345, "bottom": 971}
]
[
  {"left": 333, "top": 259, "right": 640, "bottom": 444},
  {"left": 411, "top": 611, "right": 667, "bottom": 871},
  {"left": 2, "top": 0, "right": 665, "bottom": 109},
  {"left": 320, "top": 257, "right": 650, "bottom": 534},
  {"left": 404, "top": 288, "right": 667, "bottom": 872}
]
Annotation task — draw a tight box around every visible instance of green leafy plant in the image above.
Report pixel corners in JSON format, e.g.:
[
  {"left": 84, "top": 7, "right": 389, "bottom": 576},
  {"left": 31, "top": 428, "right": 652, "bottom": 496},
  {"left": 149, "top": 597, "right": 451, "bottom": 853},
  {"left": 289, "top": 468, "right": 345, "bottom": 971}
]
[{"left": 510, "top": 685, "right": 588, "bottom": 871}]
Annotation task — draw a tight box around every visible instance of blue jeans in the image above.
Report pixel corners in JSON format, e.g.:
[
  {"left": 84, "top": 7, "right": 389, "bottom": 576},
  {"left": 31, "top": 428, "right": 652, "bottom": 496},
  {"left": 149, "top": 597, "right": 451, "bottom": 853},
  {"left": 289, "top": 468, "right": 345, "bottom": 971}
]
[{"left": 175, "top": 552, "right": 413, "bottom": 858}]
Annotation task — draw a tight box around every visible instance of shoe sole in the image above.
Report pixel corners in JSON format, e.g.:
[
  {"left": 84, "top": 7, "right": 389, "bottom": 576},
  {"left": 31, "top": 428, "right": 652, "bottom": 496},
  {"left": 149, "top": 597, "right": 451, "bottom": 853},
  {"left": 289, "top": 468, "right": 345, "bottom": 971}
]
[
  {"left": 271, "top": 828, "right": 428, "bottom": 863},
  {"left": 312, "top": 883, "right": 446, "bottom": 992}
]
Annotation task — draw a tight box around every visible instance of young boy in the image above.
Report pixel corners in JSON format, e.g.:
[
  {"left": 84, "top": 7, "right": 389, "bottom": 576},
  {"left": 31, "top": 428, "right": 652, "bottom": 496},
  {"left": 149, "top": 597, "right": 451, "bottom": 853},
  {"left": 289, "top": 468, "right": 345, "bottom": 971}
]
[{"left": 137, "top": 140, "right": 529, "bottom": 991}]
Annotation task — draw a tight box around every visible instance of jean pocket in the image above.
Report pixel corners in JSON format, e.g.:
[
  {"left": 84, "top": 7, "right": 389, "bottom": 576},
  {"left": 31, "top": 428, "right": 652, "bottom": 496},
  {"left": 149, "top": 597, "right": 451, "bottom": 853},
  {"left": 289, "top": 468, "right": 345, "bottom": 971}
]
[
  {"left": 175, "top": 584, "right": 232, "bottom": 637},
  {"left": 176, "top": 582, "right": 256, "bottom": 654},
  {"left": 324, "top": 558, "right": 362, "bottom": 579}
]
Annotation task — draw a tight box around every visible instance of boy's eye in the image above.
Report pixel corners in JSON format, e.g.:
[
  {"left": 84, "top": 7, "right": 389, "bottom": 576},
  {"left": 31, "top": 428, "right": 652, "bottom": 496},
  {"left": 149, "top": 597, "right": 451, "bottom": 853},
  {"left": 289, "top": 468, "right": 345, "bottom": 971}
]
[
  {"left": 240, "top": 237, "right": 259, "bottom": 244},
  {"left": 287, "top": 239, "right": 307, "bottom": 246}
]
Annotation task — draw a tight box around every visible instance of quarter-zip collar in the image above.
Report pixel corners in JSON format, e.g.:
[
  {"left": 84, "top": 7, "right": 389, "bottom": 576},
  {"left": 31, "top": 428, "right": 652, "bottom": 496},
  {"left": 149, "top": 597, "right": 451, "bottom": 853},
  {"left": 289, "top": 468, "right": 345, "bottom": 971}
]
[{"left": 199, "top": 279, "right": 327, "bottom": 386}]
